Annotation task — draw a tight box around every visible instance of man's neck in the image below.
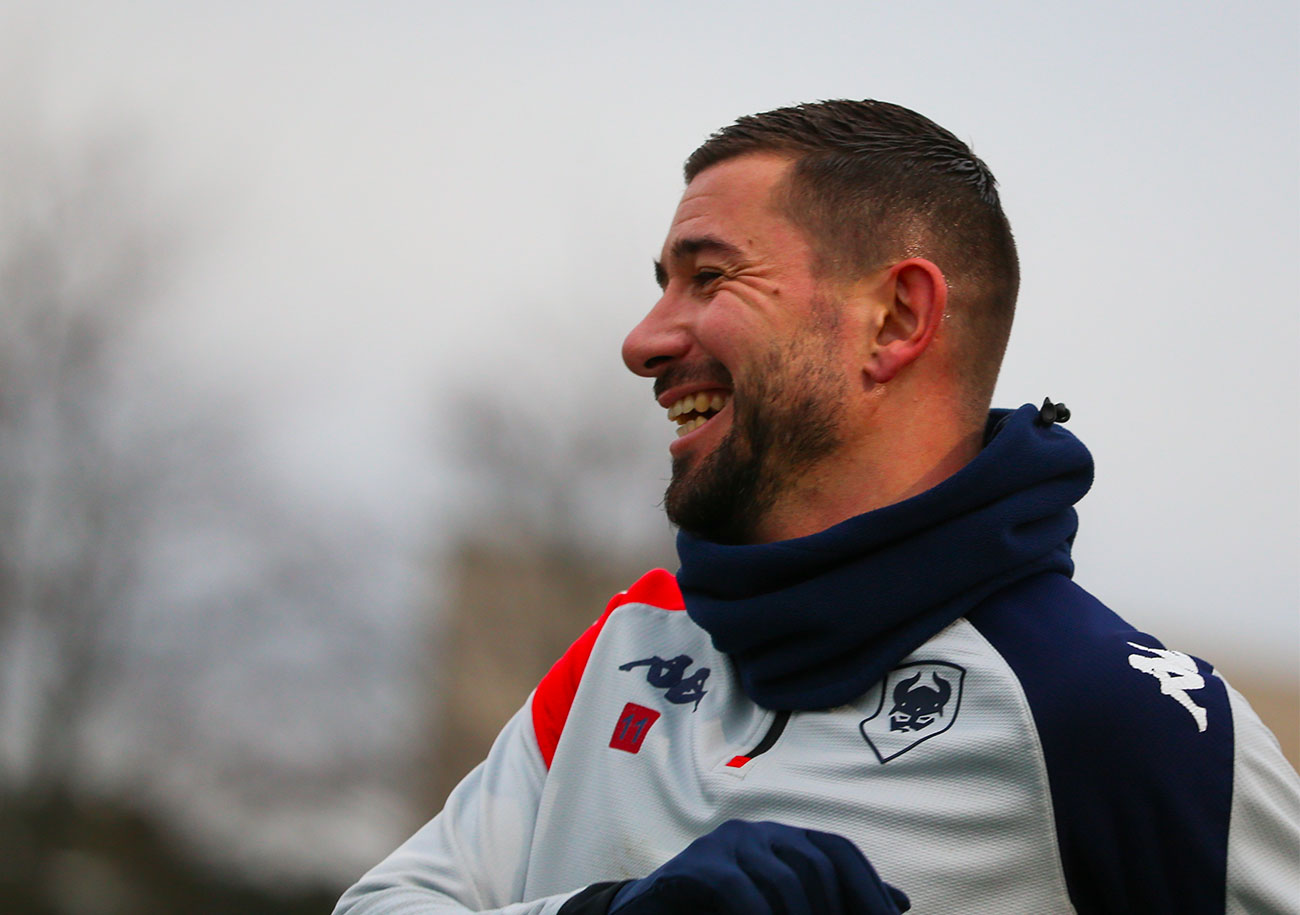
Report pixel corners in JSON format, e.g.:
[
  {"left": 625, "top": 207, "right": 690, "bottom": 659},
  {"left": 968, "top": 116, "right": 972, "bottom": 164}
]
[{"left": 749, "top": 408, "right": 984, "bottom": 544}]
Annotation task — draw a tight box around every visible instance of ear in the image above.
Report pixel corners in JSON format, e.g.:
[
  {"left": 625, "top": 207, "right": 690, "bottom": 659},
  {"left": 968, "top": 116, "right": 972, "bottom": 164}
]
[{"left": 864, "top": 258, "right": 947, "bottom": 384}]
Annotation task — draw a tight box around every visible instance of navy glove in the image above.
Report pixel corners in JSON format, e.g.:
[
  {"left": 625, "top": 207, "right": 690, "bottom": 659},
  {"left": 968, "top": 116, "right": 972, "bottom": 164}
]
[{"left": 607, "top": 819, "right": 909, "bottom": 915}]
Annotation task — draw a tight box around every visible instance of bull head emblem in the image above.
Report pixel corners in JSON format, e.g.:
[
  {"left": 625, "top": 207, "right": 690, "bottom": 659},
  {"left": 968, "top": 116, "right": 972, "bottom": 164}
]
[{"left": 888, "top": 672, "right": 952, "bottom": 732}]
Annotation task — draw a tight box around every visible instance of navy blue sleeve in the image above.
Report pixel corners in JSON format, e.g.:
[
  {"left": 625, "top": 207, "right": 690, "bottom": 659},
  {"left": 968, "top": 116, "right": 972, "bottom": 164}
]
[
  {"left": 557, "top": 882, "right": 629, "bottom": 915},
  {"left": 969, "top": 573, "right": 1235, "bottom": 914}
]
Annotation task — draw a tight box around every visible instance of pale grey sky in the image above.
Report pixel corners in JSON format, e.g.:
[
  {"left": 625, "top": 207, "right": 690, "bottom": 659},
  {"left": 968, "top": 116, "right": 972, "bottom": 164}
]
[{"left": 11, "top": 0, "right": 1297, "bottom": 669}]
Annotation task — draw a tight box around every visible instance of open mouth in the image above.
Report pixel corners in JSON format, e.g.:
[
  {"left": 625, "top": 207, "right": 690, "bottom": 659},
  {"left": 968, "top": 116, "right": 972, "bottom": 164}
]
[{"left": 668, "top": 390, "right": 731, "bottom": 437}]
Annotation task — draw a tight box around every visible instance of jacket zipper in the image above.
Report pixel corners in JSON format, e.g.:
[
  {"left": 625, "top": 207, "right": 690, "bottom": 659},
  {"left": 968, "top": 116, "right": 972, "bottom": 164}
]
[{"left": 724, "top": 710, "right": 792, "bottom": 768}]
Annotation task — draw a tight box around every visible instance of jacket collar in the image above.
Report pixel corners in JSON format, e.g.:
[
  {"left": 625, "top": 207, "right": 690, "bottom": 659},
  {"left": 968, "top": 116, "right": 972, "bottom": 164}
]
[{"left": 676, "top": 403, "right": 1094, "bottom": 710}]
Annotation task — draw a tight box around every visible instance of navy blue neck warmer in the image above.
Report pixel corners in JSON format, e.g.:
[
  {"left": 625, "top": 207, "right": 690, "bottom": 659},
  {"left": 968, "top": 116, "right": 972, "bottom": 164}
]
[{"left": 675, "top": 403, "right": 1095, "bottom": 711}]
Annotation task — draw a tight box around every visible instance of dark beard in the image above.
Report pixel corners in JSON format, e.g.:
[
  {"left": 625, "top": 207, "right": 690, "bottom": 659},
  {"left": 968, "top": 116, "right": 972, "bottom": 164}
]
[{"left": 665, "top": 347, "right": 844, "bottom": 545}]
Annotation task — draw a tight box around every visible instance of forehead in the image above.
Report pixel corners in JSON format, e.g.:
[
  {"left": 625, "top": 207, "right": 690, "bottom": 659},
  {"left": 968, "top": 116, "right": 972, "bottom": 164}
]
[{"left": 661, "top": 153, "right": 807, "bottom": 261}]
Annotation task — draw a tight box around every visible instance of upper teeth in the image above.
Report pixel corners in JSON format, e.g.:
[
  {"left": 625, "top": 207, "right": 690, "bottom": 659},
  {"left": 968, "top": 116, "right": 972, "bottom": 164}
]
[{"left": 667, "top": 391, "right": 730, "bottom": 424}]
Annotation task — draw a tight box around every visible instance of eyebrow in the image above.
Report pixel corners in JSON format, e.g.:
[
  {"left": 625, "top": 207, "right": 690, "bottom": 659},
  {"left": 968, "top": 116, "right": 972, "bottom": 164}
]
[{"left": 654, "top": 234, "right": 745, "bottom": 289}]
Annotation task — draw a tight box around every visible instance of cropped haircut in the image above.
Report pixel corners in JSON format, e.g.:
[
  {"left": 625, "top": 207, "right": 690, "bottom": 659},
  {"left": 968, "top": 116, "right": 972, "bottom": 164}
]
[{"left": 685, "top": 100, "right": 1019, "bottom": 413}]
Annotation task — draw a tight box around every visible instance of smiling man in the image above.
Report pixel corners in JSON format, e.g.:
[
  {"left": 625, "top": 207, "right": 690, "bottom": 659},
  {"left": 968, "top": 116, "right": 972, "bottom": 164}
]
[
  {"left": 335, "top": 101, "right": 1299, "bottom": 915},
  {"left": 632, "top": 140, "right": 998, "bottom": 546}
]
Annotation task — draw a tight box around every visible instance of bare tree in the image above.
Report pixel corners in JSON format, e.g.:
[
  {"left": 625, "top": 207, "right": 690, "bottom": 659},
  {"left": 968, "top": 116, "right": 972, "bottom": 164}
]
[
  {"left": 0, "top": 82, "right": 425, "bottom": 900},
  {"left": 0, "top": 107, "right": 179, "bottom": 797}
]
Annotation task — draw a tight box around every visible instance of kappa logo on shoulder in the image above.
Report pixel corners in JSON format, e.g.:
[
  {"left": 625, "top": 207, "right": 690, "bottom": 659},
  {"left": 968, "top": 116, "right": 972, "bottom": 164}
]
[
  {"left": 619, "top": 654, "right": 709, "bottom": 710},
  {"left": 859, "top": 661, "right": 965, "bottom": 763},
  {"left": 1126, "top": 642, "right": 1210, "bottom": 732}
]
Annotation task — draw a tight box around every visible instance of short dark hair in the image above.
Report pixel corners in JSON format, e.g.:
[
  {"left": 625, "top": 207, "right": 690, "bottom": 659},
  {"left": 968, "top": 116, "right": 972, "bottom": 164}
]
[{"left": 686, "top": 99, "right": 1018, "bottom": 412}]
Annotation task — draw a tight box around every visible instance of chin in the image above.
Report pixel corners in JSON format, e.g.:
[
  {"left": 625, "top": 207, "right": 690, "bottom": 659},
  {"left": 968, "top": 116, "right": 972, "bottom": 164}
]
[{"left": 665, "top": 441, "right": 766, "bottom": 545}]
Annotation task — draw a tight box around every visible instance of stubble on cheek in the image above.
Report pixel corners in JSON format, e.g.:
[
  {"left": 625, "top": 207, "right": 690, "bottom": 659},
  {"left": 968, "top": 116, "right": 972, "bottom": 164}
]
[{"left": 663, "top": 336, "right": 846, "bottom": 545}]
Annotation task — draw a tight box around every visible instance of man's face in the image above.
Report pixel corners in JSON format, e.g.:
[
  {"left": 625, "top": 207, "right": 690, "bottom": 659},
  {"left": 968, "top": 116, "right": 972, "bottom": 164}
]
[{"left": 621, "top": 153, "right": 857, "bottom": 544}]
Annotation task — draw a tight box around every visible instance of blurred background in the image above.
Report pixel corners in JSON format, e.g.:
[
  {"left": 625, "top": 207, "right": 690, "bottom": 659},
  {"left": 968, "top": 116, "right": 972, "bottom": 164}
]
[{"left": 0, "top": 0, "right": 1295, "bottom": 911}]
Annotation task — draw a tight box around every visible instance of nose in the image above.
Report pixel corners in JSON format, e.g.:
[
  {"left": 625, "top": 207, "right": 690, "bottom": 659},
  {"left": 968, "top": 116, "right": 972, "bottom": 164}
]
[{"left": 621, "top": 292, "right": 692, "bottom": 378}]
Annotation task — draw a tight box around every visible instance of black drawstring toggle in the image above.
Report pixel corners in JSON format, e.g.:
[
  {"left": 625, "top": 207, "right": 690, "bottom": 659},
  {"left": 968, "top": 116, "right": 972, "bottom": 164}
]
[{"left": 1037, "top": 398, "right": 1070, "bottom": 426}]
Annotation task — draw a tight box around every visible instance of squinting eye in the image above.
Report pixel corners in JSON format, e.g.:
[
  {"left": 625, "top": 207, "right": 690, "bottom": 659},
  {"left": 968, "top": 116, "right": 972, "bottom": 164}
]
[{"left": 692, "top": 270, "right": 724, "bottom": 287}]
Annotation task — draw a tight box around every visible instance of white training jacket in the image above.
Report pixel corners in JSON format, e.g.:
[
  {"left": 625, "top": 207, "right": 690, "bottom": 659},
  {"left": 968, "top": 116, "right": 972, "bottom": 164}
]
[{"left": 335, "top": 569, "right": 1300, "bottom": 915}]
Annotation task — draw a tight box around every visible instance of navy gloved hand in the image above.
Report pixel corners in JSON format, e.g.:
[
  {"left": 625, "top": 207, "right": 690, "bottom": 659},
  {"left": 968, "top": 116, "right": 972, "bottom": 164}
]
[{"left": 608, "top": 819, "right": 909, "bottom": 915}]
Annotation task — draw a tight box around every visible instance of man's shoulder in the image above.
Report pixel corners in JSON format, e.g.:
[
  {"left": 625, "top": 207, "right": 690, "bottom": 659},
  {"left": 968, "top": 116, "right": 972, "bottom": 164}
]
[
  {"left": 530, "top": 569, "right": 688, "bottom": 768},
  {"left": 608, "top": 568, "right": 686, "bottom": 615},
  {"left": 968, "top": 574, "right": 1242, "bottom": 910},
  {"left": 968, "top": 572, "right": 1228, "bottom": 738}
]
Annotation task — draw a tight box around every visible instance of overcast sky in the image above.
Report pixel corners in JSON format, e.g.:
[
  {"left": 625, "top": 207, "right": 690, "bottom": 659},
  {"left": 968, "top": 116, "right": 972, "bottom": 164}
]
[{"left": 9, "top": 0, "right": 1298, "bottom": 676}]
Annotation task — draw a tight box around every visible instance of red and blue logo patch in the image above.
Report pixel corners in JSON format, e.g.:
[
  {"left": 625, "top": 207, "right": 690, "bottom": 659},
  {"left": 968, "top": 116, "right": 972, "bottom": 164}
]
[{"left": 609, "top": 702, "right": 660, "bottom": 754}]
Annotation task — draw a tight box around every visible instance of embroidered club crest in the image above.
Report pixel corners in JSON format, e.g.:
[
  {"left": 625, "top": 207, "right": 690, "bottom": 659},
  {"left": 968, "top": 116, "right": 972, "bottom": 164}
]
[{"left": 859, "top": 661, "right": 965, "bottom": 763}]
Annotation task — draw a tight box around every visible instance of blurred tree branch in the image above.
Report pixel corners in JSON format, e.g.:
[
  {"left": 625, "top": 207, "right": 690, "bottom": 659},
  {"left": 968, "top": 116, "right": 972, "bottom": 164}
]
[
  {"left": 0, "top": 82, "right": 431, "bottom": 891},
  {"left": 0, "top": 108, "right": 178, "bottom": 797}
]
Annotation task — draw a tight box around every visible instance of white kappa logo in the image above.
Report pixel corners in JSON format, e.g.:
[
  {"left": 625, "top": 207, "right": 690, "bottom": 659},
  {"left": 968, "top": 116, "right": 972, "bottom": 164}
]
[{"left": 1126, "top": 642, "right": 1209, "bottom": 732}]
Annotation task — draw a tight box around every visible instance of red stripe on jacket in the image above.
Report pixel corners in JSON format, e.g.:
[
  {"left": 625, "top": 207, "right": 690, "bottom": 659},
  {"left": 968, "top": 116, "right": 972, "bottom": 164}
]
[{"left": 531, "top": 568, "right": 684, "bottom": 769}]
